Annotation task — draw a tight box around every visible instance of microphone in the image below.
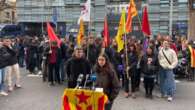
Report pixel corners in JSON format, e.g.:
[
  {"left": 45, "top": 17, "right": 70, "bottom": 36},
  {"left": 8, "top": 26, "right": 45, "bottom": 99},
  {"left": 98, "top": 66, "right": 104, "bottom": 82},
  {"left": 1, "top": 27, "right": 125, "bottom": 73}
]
[
  {"left": 90, "top": 73, "right": 97, "bottom": 90},
  {"left": 75, "top": 74, "right": 84, "bottom": 89},
  {"left": 83, "top": 74, "right": 90, "bottom": 89}
]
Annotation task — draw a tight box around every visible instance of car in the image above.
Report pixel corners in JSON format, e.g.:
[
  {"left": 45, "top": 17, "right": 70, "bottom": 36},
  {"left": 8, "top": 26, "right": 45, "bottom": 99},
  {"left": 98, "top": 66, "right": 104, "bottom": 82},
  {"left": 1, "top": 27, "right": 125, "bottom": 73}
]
[{"left": 0, "top": 24, "right": 23, "bottom": 38}]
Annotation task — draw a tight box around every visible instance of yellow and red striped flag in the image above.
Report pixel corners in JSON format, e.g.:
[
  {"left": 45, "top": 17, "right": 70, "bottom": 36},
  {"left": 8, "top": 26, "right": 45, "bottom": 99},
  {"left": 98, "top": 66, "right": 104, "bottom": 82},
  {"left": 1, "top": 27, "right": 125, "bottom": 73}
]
[
  {"left": 62, "top": 89, "right": 108, "bottom": 110},
  {"left": 115, "top": 9, "right": 126, "bottom": 52}
]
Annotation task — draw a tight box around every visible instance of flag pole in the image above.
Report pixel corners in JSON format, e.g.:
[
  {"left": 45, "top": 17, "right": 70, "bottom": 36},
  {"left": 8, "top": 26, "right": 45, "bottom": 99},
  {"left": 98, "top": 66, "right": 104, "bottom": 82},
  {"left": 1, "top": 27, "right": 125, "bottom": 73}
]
[
  {"left": 124, "top": 33, "right": 129, "bottom": 79},
  {"left": 100, "top": 0, "right": 108, "bottom": 55},
  {"left": 123, "top": 8, "right": 129, "bottom": 79},
  {"left": 86, "top": 0, "right": 91, "bottom": 60},
  {"left": 56, "top": 7, "right": 58, "bottom": 33},
  {"left": 137, "top": 14, "right": 146, "bottom": 39}
]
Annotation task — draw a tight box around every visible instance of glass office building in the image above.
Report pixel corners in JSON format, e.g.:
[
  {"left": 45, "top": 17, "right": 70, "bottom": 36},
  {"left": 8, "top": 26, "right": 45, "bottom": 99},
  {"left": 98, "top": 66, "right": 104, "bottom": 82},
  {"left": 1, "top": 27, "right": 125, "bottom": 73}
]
[
  {"left": 147, "top": 0, "right": 188, "bottom": 35},
  {"left": 16, "top": 0, "right": 188, "bottom": 37}
]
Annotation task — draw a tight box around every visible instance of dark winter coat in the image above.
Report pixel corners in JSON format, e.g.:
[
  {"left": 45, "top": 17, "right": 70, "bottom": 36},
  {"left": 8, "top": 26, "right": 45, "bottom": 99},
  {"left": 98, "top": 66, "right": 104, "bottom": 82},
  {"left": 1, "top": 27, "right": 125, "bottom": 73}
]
[
  {"left": 140, "top": 54, "right": 158, "bottom": 77},
  {"left": 0, "top": 45, "right": 18, "bottom": 68},
  {"left": 127, "top": 52, "right": 138, "bottom": 75},
  {"left": 66, "top": 57, "right": 91, "bottom": 88},
  {"left": 94, "top": 65, "right": 120, "bottom": 102},
  {"left": 87, "top": 44, "right": 98, "bottom": 66}
]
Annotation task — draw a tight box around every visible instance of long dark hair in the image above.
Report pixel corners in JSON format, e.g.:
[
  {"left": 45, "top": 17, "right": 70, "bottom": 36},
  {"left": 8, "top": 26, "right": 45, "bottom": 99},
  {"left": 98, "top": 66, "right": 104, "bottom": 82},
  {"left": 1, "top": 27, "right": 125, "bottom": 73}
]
[{"left": 95, "top": 54, "right": 115, "bottom": 75}]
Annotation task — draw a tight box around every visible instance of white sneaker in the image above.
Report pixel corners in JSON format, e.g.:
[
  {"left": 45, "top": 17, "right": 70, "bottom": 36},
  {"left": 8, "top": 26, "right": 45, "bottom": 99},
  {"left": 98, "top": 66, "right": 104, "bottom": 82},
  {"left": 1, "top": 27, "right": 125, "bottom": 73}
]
[
  {"left": 167, "top": 97, "right": 173, "bottom": 102},
  {"left": 15, "top": 84, "right": 22, "bottom": 88},
  {"left": 8, "top": 87, "right": 13, "bottom": 92},
  {"left": 38, "top": 71, "right": 42, "bottom": 75},
  {"left": 0, "top": 91, "right": 8, "bottom": 96}
]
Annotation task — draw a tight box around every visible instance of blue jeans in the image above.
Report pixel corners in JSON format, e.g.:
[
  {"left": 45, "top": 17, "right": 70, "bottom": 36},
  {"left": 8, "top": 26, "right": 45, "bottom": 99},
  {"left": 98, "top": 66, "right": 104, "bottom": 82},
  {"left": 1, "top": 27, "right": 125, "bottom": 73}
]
[
  {"left": 0, "top": 68, "right": 5, "bottom": 91},
  {"left": 159, "top": 69, "right": 176, "bottom": 97},
  {"left": 60, "top": 59, "right": 66, "bottom": 81},
  {"left": 19, "top": 56, "right": 24, "bottom": 67}
]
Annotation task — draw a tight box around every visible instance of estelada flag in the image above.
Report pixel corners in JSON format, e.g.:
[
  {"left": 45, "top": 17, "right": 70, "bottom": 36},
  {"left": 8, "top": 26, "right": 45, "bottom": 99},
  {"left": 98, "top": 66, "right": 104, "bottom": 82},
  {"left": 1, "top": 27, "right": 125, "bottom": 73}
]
[
  {"left": 103, "top": 16, "right": 110, "bottom": 48},
  {"left": 47, "top": 22, "right": 61, "bottom": 47},
  {"left": 126, "top": 0, "right": 138, "bottom": 33},
  {"left": 142, "top": 6, "right": 151, "bottom": 36},
  {"left": 62, "top": 89, "right": 108, "bottom": 110},
  {"left": 77, "top": 18, "right": 85, "bottom": 46}
]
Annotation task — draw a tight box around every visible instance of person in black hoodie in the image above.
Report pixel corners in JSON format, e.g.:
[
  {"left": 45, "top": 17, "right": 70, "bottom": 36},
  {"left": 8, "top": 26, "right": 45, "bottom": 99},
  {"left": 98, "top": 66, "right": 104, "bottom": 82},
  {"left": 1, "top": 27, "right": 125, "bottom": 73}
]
[
  {"left": 94, "top": 54, "right": 120, "bottom": 110},
  {"left": 140, "top": 46, "right": 158, "bottom": 99},
  {"left": 66, "top": 46, "right": 91, "bottom": 88}
]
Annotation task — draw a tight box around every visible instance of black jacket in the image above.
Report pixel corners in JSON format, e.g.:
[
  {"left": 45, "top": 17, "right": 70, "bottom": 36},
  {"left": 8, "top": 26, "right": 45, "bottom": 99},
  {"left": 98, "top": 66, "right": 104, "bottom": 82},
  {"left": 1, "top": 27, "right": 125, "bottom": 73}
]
[
  {"left": 60, "top": 43, "right": 68, "bottom": 60},
  {"left": 140, "top": 54, "right": 158, "bottom": 76},
  {"left": 66, "top": 57, "right": 91, "bottom": 88},
  {"left": 0, "top": 45, "right": 18, "bottom": 68},
  {"left": 94, "top": 66, "right": 120, "bottom": 102},
  {"left": 87, "top": 44, "right": 98, "bottom": 66}
]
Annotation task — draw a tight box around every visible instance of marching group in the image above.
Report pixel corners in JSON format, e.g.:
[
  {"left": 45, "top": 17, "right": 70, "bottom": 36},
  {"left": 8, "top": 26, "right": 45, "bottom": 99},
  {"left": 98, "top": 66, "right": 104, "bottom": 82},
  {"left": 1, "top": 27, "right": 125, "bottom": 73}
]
[{"left": 0, "top": 34, "right": 195, "bottom": 110}]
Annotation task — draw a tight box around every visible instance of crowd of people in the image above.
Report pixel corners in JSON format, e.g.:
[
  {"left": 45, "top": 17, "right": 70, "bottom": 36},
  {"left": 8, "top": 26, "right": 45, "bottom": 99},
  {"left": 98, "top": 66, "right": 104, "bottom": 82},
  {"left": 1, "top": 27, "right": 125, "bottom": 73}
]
[{"left": 0, "top": 34, "right": 195, "bottom": 110}]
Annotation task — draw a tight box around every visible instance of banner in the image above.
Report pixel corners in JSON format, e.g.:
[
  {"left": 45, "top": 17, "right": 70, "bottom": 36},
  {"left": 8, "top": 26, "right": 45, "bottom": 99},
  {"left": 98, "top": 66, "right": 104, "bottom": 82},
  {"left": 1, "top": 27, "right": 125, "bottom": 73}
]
[
  {"left": 78, "top": 0, "right": 91, "bottom": 24},
  {"left": 62, "top": 89, "right": 108, "bottom": 110}
]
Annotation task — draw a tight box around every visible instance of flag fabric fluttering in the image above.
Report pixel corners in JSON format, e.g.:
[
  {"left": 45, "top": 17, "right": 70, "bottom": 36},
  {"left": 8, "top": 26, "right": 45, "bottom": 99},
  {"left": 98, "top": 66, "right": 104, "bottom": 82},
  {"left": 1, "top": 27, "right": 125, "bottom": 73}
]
[
  {"left": 77, "top": 18, "right": 85, "bottom": 46},
  {"left": 126, "top": 0, "right": 138, "bottom": 33},
  {"left": 62, "top": 89, "right": 108, "bottom": 110},
  {"left": 115, "top": 9, "right": 126, "bottom": 52},
  {"left": 142, "top": 6, "right": 151, "bottom": 36},
  {"left": 52, "top": 7, "right": 58, "bottom": 26},
  {"left": 78, "top": 0, "right": 91, "bottom": 24},
  {"left": 103, "top": 16, "right": 110, "bottom": 48},
  {"left": 47, "top": 22, "right": 61, "bottom": 47}
]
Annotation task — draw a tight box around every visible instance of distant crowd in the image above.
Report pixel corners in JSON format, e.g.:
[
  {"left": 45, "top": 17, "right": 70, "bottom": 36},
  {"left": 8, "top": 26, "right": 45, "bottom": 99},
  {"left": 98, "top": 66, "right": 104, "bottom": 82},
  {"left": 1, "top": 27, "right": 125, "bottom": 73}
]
[{"left": 0, "top": 34, "right": 195, "bottom": 109}]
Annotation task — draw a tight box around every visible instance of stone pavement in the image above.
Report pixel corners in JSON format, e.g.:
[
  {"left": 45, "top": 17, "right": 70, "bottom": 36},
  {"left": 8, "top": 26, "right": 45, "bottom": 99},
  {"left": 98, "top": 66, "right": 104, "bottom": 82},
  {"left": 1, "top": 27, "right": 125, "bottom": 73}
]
[{"left": 0, "top": 69, "right": 195, "bottom": 110}]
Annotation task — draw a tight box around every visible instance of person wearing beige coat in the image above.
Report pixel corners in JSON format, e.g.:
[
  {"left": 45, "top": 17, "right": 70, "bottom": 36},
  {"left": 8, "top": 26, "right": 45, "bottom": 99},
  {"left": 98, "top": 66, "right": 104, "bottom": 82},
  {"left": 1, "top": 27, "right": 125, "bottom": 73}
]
[{"left": 158, "top": 40, "right": 178, "bottom": 102}]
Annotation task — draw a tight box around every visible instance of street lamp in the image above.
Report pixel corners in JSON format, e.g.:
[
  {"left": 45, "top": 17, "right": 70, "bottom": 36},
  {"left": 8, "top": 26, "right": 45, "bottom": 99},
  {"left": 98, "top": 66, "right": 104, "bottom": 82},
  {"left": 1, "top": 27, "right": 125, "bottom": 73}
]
[{"left": 169, "top": 0, "right": 173, "bottom": 36}]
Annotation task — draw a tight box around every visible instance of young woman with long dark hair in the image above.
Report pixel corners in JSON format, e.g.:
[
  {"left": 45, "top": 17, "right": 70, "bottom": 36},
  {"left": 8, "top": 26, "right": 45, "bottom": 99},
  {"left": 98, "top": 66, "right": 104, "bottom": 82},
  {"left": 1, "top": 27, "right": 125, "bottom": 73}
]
[{"left": 94, "top": 54, "right": 120, "bottom": 110}]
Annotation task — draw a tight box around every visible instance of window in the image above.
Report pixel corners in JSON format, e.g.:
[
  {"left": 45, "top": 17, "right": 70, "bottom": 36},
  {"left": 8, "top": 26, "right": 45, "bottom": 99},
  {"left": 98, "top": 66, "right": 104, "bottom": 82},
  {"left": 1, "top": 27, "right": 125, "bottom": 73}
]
[{"left": 6, "top": 12, "right": 10, "bottom": 18}]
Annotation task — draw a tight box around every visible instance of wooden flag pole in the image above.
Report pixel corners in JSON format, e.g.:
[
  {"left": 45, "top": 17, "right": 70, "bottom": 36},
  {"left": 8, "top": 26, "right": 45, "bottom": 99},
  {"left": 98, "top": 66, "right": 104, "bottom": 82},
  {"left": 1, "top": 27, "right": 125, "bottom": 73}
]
[
  {"left": 124, "top": 33, "right": 129, "bottom": 79},
  {"left": 86, "top": 0, "right": 92, "bottom": 60}
]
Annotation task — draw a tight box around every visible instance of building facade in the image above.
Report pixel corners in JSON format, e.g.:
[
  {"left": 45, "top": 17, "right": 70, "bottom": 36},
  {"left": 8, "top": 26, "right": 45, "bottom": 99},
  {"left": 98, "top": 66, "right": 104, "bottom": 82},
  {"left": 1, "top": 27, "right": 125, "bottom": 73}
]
[
  {"left": 16, "top": 0, "right": 188, "bottom": 37},
  {"left": 0, "top": 1, "right": 16, "bottom": 24},
  {"left": 147, "top": 0, "right": 188, "bottom": 36}
]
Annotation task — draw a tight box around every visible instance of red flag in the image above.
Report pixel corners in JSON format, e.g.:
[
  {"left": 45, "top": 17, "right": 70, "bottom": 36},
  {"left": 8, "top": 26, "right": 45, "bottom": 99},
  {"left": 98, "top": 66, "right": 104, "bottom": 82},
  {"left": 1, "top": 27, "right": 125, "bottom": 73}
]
[
  {"left": 103, "top": 16, "right": 110, "bottom": 47},
  {"left": 142, "top": 6, "right": 151, "bottom": 36},
  {"left": 47, "top": 22, "right": 61, "bottom": 47}
]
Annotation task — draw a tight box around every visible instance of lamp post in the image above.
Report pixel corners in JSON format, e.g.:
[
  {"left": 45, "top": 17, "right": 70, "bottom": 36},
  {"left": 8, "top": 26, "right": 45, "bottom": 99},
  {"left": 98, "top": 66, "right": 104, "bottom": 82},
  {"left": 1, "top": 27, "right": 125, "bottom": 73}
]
[
  {"left": 169, "top": 0, "right": 173, "bottom": 36},
  {"left": 188, "top": 0, "right": 195, "bottom": 41}
]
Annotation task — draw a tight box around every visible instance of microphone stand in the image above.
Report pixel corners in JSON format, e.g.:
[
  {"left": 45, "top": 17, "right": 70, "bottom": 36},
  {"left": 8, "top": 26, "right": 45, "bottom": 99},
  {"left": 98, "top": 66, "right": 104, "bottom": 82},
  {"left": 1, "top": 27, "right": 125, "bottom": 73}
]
[{"left": 83, "top": 74, "right": 89, "bottom": 89}]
